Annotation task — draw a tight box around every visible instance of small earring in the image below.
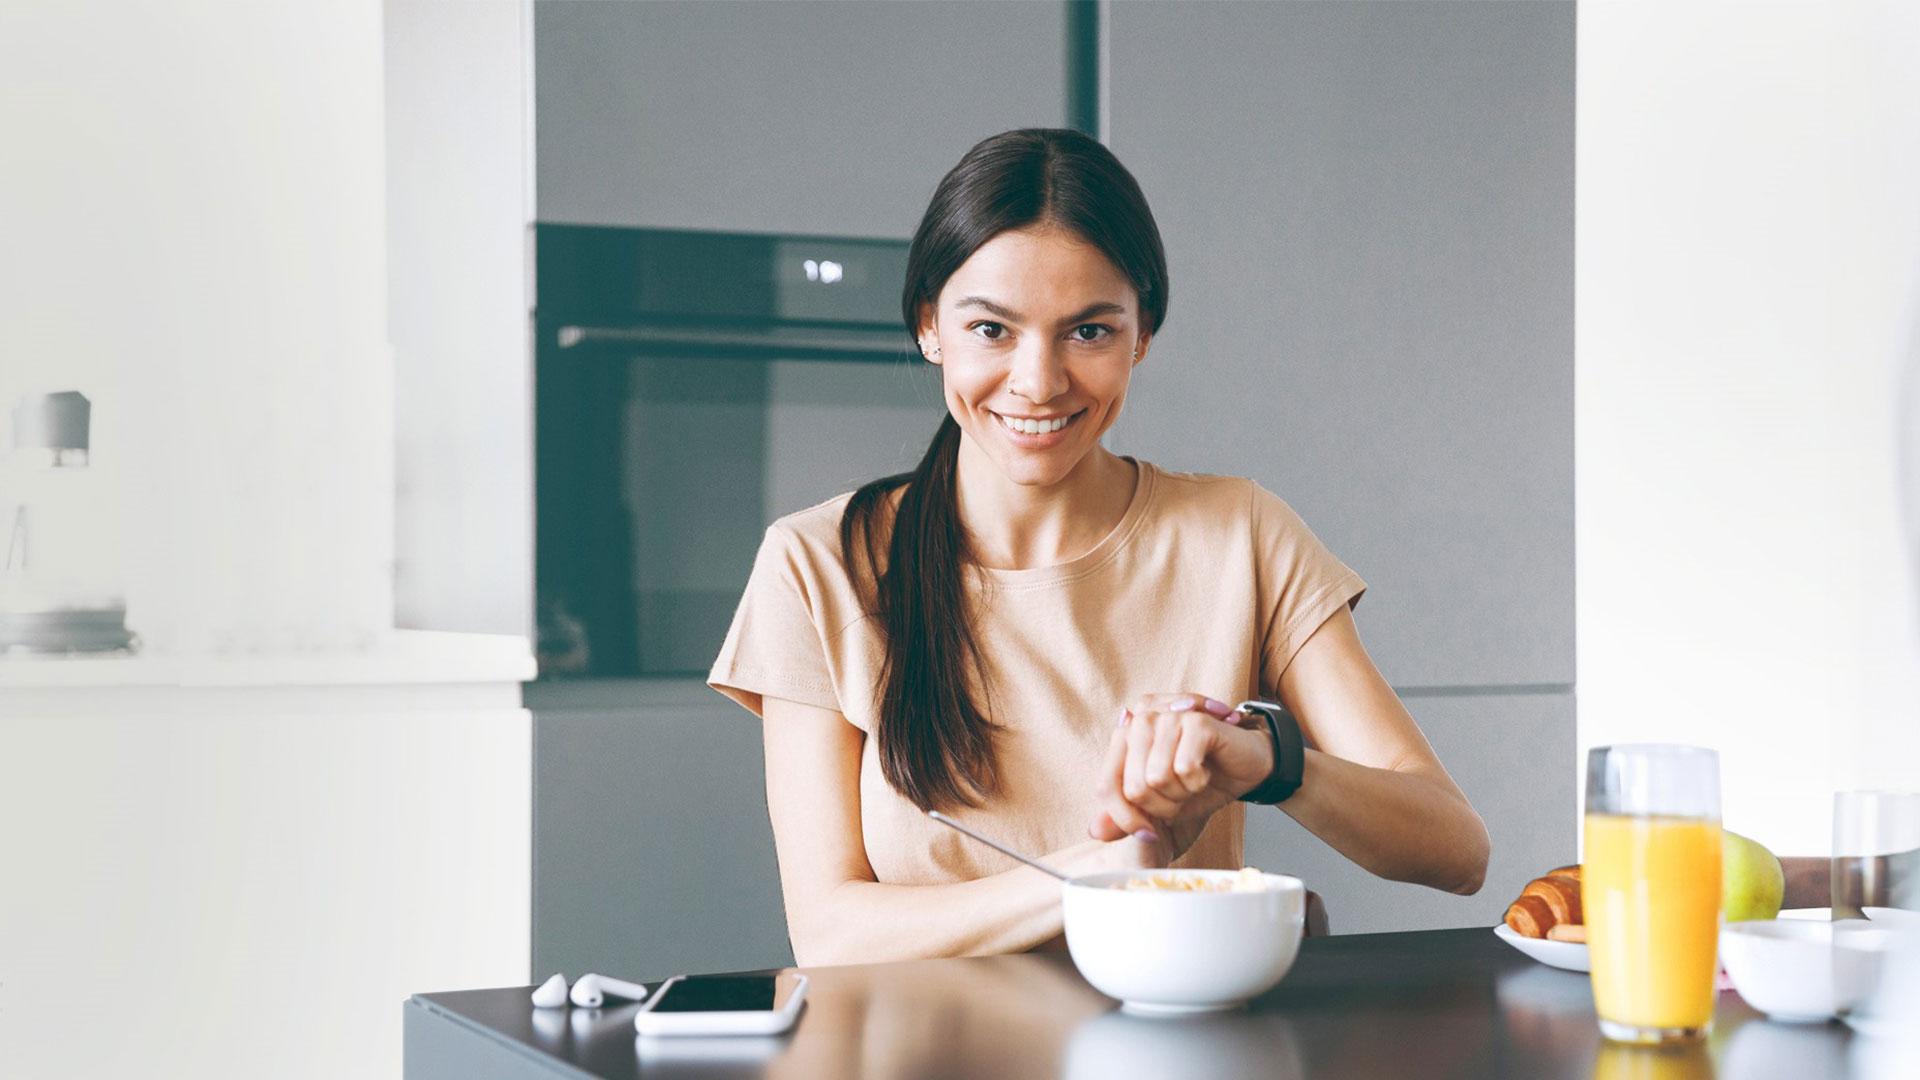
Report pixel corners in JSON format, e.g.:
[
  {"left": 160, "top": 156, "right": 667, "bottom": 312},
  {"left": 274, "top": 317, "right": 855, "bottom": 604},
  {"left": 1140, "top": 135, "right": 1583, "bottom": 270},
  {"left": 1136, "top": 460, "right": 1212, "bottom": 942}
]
[{"left": 921, "top": 340, "right": 941, "bottom": 359}]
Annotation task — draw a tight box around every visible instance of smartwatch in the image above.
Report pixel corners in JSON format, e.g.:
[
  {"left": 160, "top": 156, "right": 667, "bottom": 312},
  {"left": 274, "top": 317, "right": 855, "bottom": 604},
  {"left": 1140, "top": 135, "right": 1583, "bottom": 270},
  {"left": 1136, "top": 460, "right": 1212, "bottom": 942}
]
[{"left": 1233, "top": 699, "right": 1305, "bottom": 805}]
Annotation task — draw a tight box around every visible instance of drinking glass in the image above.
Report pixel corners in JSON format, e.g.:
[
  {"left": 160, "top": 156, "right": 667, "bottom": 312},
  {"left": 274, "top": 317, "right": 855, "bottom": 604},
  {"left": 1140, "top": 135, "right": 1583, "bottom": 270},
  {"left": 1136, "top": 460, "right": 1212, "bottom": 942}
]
[
  {"left": 1832, "top": 790, "right": 1920, "bottom": 1035},
  {"left": 1584, "top": 744, "right": 1723, "bottom": 1044},
  {"left": 1832, "top": 790, "right": 1920, "bottom": 918}
]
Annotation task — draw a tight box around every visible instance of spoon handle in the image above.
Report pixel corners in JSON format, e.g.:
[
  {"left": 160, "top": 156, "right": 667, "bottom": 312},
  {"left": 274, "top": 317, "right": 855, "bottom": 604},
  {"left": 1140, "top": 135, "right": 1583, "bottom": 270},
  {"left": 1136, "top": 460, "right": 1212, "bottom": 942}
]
[{"left": 927, "top": 810, "right": 1072, "bottom": 882}]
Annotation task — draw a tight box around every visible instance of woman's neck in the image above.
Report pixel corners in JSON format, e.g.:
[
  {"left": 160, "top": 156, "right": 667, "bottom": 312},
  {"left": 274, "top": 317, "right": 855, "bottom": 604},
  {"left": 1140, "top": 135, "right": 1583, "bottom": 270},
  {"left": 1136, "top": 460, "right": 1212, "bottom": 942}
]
[{"left": 951, "top": 440, "right": 1139, "bottom": 570}]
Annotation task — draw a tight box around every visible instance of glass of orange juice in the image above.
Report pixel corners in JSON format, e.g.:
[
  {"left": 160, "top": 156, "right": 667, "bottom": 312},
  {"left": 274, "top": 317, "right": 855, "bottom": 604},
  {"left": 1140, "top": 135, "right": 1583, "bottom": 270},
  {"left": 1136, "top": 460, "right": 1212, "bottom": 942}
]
[{"left": 1584, "top": 744, "right": 1722, "bottom": 1044}]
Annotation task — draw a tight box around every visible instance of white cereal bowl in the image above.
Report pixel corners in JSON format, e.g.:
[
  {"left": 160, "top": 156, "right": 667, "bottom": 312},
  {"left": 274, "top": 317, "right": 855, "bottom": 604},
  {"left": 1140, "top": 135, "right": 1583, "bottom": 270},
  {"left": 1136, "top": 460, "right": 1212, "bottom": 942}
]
[
  {"left": 1719, "top": 919, "right": 1895, "bottom": 1023},
  {"left": 1061, "top": 869, "right": 1306, "bottom": 1015}
]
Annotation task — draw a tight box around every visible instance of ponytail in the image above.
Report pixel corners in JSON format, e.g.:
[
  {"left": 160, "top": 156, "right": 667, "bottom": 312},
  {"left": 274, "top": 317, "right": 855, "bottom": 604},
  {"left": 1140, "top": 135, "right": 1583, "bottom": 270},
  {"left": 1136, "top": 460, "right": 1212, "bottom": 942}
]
[
  {"left": 842, "top": 127, "right": 1167, "bottom": 811},
  {"left": 841, "top": 414, "right": 997, "bottom": 811}
]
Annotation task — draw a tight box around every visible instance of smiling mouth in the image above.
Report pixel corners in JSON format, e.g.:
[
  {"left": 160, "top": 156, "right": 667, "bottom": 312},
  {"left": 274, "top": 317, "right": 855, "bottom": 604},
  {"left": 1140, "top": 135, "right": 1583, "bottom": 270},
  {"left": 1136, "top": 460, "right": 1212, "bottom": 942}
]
[{"left": 992, "top": 410, "right": 1083, "bottom": 436}]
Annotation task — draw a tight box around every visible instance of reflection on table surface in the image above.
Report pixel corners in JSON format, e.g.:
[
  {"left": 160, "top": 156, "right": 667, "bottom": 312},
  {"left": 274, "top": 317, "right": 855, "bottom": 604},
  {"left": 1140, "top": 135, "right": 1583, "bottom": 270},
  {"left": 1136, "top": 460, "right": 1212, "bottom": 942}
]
[
  {"left": 418, "top": 928, "right": 1884, "bottom": 1080},
  {"left": 624, "top": 933, "right": 1850, "bottom": 1080}
]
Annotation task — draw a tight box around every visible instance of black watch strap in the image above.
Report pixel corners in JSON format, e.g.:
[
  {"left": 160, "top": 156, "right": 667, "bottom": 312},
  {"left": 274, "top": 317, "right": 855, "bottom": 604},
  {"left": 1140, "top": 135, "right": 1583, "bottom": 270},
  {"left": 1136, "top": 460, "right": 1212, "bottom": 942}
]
[{"left": 1234, "top": 699, "right": 1305, "bottom": 805}]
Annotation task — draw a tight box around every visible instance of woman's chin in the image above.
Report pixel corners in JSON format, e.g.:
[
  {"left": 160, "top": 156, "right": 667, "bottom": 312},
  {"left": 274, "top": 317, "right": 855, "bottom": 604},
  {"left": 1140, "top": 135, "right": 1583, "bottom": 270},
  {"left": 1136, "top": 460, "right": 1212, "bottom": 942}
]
[
  {"left": 995, "top": 450, "right": 1087, "bottom": 489},
  {"left": 959, "top": 421, "right": 1097, "bottom": 488}
]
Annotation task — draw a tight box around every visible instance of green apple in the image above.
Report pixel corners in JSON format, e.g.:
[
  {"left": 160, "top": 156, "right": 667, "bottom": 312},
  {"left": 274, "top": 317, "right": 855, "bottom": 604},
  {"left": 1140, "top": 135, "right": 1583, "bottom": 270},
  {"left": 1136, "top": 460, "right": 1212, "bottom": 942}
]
[{"left": 1722, "top": 829, "right": 1785, "bottom": 922}]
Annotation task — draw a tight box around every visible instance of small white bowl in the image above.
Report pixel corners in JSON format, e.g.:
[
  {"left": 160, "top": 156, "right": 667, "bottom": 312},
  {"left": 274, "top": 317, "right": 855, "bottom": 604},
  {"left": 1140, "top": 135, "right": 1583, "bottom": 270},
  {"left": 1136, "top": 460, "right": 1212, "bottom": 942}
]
[
  {"left": 1061, "top": 869, "right": 1305, "bottom": 1014},
  {"left": 1719, "top": 919, "right": 1895, "bottom": 1023}
]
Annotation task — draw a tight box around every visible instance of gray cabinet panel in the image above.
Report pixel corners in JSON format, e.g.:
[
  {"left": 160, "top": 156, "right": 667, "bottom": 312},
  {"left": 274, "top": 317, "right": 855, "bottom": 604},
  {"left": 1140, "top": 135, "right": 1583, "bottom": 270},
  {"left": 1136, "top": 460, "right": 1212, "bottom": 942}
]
[
  {"left": 535, "top": 1, "right": 1069, "bottom": 237},
  {"left": 1106, "top": 1, "right": 1575, "bottom": 689},
  {"left": 533, "top": 687, "right": 794, "bottom": 980},
  {"left": 1244, "top": 691, "right": 1576, "bottom": 935},
  {"left": 535, "top": 687, "right": 1571, "bottom": 961}
]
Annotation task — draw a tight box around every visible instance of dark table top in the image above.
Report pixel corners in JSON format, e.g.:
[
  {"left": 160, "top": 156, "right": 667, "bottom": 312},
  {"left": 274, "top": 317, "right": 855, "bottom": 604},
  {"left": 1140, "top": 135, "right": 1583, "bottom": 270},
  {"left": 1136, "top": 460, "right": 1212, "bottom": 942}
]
[{"left": 407, "top": 927, "right": 1857, "bottom": 1079}]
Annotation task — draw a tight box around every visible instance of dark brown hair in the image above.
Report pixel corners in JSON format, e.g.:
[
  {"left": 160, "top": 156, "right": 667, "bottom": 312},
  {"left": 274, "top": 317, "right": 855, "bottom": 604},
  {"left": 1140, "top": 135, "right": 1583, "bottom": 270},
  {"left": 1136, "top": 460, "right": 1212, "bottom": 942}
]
[{"left": 839, "top": 129, "right": 1170, "bottom": 812}]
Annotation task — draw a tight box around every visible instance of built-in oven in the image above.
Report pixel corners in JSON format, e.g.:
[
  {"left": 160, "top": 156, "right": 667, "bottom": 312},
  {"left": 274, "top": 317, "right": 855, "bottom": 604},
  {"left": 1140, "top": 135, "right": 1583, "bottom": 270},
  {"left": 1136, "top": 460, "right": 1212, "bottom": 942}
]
[{"left": 533, "top": 224, "right": 937, "bottom": 679}]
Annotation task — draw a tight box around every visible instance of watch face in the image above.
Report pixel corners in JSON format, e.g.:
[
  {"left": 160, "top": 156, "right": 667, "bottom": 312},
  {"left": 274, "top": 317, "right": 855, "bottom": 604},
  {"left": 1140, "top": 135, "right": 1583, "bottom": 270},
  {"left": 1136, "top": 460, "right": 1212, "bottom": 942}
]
[{"left": 1234, "top": 701, "right": 1302, "bottom": 805}]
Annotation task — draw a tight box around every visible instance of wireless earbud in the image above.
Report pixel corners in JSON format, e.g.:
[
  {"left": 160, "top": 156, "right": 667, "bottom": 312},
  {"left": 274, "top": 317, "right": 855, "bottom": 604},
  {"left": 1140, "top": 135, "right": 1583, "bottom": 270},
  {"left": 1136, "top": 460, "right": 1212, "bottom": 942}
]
[
  {"left": 531, "top": 972, "right": 570, "bottom": 1008},
  {"left": 570, "top": 973, "right": 651, "bottom": 1008}
]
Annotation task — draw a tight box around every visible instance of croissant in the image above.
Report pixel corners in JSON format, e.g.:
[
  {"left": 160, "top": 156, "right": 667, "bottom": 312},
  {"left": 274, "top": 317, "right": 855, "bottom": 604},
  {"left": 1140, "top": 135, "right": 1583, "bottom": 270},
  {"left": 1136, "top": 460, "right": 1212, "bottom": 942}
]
[
  {"left": 1504, "top": 865, "right": 1586, "bottom": 939},
  {"left": 1504, "top": 894, "right": 1556, "bottom": 938},
  {"left": 1522, "top": 875, "right": 1583, "bottom": 925}
]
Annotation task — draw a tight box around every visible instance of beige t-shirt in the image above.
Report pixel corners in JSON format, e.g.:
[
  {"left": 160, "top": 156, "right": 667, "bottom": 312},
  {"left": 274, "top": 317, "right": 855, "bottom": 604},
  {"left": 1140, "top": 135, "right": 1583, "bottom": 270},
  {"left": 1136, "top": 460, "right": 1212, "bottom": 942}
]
[{"left": 708, "top": 458, "right": 1366, "bottom": 886}]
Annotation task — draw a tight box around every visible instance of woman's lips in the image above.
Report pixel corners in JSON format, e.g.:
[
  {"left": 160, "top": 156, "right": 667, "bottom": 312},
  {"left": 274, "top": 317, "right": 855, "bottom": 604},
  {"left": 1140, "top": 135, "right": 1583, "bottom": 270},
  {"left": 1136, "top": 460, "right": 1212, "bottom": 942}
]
[{"left": 992, "top": 409, "right": 1084, "bottom": 448}]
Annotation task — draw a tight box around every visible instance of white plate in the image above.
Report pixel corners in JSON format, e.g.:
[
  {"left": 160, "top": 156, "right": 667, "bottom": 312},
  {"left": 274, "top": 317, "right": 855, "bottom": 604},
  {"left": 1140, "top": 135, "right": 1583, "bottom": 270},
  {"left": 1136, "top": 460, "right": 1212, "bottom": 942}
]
[{"left": 1493, "top": 923, "right": 1590, "bottom": 972}]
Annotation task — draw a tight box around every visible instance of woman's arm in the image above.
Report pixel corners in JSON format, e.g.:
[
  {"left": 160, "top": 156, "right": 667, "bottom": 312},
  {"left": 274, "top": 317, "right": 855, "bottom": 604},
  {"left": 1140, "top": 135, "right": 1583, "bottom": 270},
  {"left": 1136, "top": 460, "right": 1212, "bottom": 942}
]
[
  {"left": 1780, "top": 856, "right": 1830, "bottom": 910},
  {"left": 1270, "top": 606, "right": 1490, "bottom": 894},
  {"left": 1091, "top": 606, "right": 1490, "bottom": 896},
  {"left": 761, "top": 694, "right": 1159, "bottom": 966}
]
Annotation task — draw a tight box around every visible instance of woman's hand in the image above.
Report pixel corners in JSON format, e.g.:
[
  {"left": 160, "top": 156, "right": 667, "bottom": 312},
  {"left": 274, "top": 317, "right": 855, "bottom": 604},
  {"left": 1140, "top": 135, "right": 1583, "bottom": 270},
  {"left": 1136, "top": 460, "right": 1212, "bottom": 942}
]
[
  {"left": 1060, "top": 831, "right": 1174, "bottom": 878},
  {"left": 1086, "top": 693, "right": 1275, "bottom": 858}
]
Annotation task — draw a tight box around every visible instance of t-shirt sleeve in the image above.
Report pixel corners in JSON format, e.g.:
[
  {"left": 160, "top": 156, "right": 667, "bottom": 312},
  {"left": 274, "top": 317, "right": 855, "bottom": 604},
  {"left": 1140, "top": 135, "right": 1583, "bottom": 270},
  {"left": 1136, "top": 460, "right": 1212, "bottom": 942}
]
[
  {"left": 708, "top": 524, "right": 843, "bottom": 719},
  {"left": 1250, "top": 481, "right": 1368, "bottom": 693}
]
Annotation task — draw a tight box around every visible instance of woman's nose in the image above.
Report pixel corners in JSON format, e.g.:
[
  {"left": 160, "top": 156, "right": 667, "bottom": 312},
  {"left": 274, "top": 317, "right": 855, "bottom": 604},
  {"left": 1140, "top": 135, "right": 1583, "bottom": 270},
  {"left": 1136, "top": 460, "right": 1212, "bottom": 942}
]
[{"left": 1008, "top": 340, "right": 1071, "bottom": 404}]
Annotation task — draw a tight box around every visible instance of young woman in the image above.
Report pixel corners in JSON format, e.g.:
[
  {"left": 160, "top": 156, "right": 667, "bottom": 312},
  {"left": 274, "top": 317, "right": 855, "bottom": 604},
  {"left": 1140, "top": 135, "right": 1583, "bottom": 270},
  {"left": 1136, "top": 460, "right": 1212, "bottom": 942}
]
[{"left": 710, "top": 128, "right": 1489, "bottom": 965}]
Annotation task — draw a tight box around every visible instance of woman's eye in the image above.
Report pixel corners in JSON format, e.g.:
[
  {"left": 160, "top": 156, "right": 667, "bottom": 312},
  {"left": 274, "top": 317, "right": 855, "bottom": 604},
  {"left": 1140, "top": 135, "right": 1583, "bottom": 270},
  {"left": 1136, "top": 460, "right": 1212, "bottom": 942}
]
[
  {"left": 971, "top": 321, "right": 1007, "bottom": 341},
  {"left": 1072, "top": 324, "right": 1113, "bottom": 343}
]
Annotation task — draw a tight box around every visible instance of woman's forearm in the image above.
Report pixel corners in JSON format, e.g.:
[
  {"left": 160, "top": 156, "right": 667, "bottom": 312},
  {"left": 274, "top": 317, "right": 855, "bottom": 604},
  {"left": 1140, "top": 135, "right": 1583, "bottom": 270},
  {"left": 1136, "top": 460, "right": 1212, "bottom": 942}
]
[
  {"left": 788, "top": 839, "right": 1113, "bottom": 967},
  {"left": 1278, "top": 749, "right": 1490, "bottom": 895}
]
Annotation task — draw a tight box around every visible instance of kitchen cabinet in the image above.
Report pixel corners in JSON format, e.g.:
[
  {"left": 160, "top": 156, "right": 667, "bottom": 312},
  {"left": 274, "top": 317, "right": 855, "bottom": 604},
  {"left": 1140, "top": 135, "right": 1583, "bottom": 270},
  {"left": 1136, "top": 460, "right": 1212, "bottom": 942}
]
[
  {"left": 531, "top": 680, "right": 794, "bottom": 979},
  {"left": 1106, "top": 0, "right": 1575, "bottom": 692},
  {"left": 535, "top": 1, "right": 1071, "bottom": 237}
]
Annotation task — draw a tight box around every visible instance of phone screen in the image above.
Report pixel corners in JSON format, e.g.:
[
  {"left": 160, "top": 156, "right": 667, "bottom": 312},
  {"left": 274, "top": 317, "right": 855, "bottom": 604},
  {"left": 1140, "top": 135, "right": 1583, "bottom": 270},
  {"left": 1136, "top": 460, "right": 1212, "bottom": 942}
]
[{"left": 649, "top": 976, "right": 781, "bottom": 1013}]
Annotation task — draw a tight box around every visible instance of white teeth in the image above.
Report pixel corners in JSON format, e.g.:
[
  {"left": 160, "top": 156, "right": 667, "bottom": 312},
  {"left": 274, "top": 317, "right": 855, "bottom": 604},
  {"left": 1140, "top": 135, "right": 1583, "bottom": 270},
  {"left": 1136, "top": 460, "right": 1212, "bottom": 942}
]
[{"left": 998, "top": 413, "right": 1070, "bottom": 435}]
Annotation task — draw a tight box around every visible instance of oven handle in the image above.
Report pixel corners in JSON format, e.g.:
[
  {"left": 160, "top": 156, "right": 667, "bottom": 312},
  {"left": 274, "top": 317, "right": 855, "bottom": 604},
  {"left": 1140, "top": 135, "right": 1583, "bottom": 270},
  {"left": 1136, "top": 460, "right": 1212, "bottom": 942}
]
[{"left": 554, "top": 322, "right": 916, "bottom": 362}]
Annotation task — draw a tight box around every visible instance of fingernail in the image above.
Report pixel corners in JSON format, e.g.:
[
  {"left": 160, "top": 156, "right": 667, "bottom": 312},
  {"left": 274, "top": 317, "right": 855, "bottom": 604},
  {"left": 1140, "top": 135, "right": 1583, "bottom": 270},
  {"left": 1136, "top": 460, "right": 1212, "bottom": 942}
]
[
  {"left": 1168, "top": 695, "right": 1198, "bottom": 712},
  {"left": 1134, "top": 828, "right": 1159, "bottom": 844},
  {"left": 1117, "top": 708, "right": 1131, "bottom": 727},
  {"left": 1202, "top": 697, "right": 1233, "bottom": 716}
]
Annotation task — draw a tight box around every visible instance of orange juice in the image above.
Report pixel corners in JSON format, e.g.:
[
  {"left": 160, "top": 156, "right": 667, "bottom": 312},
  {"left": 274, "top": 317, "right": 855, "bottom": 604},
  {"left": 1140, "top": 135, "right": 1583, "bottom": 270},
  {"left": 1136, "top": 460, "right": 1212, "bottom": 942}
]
[{"left": 1583, "top": 813, "right": 1722, "bottom": 1038}]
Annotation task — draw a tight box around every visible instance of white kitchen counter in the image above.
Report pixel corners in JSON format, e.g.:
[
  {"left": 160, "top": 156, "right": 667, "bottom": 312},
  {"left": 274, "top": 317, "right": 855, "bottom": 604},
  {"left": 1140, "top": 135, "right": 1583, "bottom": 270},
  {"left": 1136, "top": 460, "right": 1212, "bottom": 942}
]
[
  {"left": 0, "top": 630, "right": 534, "bottom": 1080},
  {"left": 0, "top": 628, "right": 535, "bottom": 688}
]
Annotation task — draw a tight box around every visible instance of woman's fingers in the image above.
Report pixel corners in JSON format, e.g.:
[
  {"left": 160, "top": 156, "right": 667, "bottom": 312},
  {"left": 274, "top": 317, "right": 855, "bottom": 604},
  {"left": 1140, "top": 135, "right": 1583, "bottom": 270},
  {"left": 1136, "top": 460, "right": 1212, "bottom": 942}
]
[
  {"left": 1122, "top": 710, "right": 1186, "bottom": 820},
  {"left": 1092, "top": 724, "right": 1156, "bottom": 838},
  {"left": 1142, "top": 712, "right": 1194, "bottom": 802},
  {"left": 1094, "top": 694, "right": 1241, "bottom": 843},
  {"left": 1170, "top": 714, "right": 1217, "bottom": 797},
  {"left": 1087, "top": 808, "right": 1128, "bottom": 842},
  {"left": 1127, "top": 693, "right": 1238, "bottom": 721}
]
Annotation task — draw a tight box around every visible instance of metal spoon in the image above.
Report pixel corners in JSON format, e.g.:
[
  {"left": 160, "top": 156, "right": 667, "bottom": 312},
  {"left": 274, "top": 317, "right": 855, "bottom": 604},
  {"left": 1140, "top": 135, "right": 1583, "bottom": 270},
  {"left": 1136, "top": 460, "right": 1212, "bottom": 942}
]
[{"left": 927, "top": 810, "right": 1072, "bottom": 882}]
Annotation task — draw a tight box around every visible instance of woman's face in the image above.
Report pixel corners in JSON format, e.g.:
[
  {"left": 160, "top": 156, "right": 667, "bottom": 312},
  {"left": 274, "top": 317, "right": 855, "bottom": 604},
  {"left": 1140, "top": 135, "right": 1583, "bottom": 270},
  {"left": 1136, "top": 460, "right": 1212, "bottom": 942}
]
[{"left": 918, "top": 223, "right": 1151, "bottom": 489}]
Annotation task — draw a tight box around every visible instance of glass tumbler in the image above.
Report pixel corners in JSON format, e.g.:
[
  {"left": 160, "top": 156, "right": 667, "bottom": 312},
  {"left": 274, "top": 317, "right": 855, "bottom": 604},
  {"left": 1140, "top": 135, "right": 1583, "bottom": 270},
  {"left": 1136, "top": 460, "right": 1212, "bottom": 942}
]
[{"left": 1584, "top": 744, "right": 1723, "bottom": 1044}]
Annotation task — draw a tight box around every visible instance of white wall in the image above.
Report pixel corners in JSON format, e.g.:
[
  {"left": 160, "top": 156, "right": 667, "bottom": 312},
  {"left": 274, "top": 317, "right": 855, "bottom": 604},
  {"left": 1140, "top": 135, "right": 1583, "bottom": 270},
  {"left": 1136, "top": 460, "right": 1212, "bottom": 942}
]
[
  {"left": 387, "top": 0, "right": 536, "bottom": 637},
  {"left": 1578, "top": 0, "right": 1920, "bottom": 855},
  {"left": 0, "top": 0, "right": 393, "bottom": 656}
]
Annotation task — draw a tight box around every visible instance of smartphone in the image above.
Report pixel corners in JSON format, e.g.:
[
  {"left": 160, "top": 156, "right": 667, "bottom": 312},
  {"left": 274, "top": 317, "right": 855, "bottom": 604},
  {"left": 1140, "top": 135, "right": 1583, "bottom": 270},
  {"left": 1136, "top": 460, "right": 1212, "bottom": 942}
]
[{"left": 631, "top": 973, "right": 808, "bottom": 1037}]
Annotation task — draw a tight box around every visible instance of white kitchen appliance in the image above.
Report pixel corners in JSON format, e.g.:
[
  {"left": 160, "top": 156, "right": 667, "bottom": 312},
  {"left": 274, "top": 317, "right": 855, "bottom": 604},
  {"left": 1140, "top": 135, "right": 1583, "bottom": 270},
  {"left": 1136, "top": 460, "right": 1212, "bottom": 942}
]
[{"left": 0, "top": 391, "right": 134, "bottom": 653}]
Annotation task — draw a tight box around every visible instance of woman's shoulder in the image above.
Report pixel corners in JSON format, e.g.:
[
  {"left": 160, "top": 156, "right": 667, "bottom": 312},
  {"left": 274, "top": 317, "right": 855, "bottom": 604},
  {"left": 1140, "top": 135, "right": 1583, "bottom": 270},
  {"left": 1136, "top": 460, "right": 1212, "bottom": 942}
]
[
  {"left": 1136, "top": 461, "right": 1318, "bottom": 539},
  {"left": 1138, "top": 460, "right": 1263, "bottom": 518},
  {"left": 764, "top": 490, "right": 861, "bottom": 562}
]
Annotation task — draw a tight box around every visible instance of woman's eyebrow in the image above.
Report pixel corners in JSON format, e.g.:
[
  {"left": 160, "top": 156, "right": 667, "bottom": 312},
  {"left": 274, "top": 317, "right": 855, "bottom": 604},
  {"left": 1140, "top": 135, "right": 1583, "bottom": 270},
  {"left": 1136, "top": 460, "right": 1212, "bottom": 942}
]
[{"left": 954, "top": 296, "right": 1128, "bottom": 324}]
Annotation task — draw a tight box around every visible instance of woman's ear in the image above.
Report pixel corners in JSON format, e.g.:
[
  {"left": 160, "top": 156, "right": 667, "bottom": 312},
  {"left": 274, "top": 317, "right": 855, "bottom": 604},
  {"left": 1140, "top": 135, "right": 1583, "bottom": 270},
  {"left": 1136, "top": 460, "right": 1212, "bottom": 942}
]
[
  {"left": 1132, "top": 331, "right": 1152, "bottom": 366},
  {"left": 916, "top": 303, "right": 941, "bottom": 365}
]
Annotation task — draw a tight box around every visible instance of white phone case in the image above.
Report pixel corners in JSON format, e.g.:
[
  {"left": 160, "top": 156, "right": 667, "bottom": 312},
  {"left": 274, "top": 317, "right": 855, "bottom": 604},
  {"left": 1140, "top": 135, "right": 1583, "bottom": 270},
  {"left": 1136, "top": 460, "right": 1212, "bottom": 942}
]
[{"left": 632, "top": 973, "right": 808, "bottom": 1037}]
